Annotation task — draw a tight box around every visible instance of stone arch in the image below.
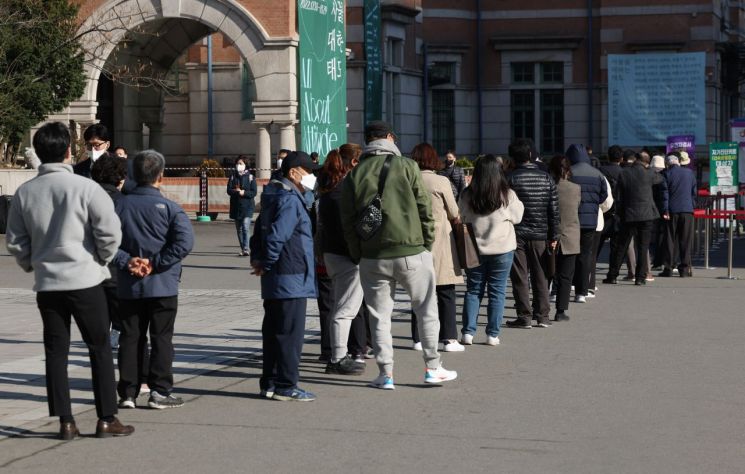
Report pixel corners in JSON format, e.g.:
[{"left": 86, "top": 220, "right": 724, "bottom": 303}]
[{"left": 56, "top": 0, "right": 299, "bottom": 175}]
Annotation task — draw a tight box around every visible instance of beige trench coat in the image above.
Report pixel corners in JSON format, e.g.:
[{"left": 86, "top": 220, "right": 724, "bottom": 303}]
[{"left": 421, "top": 171, "right": 463, "bottom": 285}]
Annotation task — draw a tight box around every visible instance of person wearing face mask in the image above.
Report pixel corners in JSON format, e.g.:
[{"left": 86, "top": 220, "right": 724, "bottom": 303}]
[
  {"left": 227, "top": 156, "right": 257, "bottom": 256},
  {"left": 438, "top": 150, "right": 467, "bottom": 202},
  {"left": 74, "top": 123, "right": 113, "bottom": 179},
  {"left": 249, "top": 151, "right": 321, "bottom": 401}
]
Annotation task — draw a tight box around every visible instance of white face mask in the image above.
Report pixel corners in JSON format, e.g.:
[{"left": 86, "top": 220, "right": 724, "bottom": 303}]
[
  {"left": 276, "top": 159, "right": 283, "bottom": 169},
  {"left": 300, "top": 173, "right": 317, "bottom": 192},
  {"left": 88, "top": 148, "right": 106, "bottom": 162},
  {"left": 236, "top": 164, "right": 246, "bottom": 173}
]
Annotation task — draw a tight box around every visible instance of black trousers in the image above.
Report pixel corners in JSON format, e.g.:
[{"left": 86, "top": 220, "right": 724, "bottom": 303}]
[
  {"left": 665, "top": 213, "right": 694, "bottom": 273},
  {"left": 608, "top": 220, "right": 654, "bottom": 281},
  {"left": 510, "top": 238, "right": 550, "bottom": 323},
  {"left": 36, "top": 285, "right": 118, "bottom": 419},
  {"left": 316, "top": 273, "right": 333, "bottom": 358},
  {"left": 651, "top": 218, "right": 667, "bottom": 268},
  {"left": 573, "top": 229, "right": 597, "bottom": 296},
  {"left": 261, "top": 298, "right": 306, "bottom": 391},
  {"left": 411, "top": 284, "right": 458, "bottom": 342},
  {"left": 347, "top": 303, "right": 369, "bottom": 357},
  {"left": 555, "top": 252, "right": 577, "bottom": 313},
  {"left": 117, "top": 296, "right": 178, "bottom": 398},
  {"left": 103, "top": 284, "right": 122, "bottom": 332}
]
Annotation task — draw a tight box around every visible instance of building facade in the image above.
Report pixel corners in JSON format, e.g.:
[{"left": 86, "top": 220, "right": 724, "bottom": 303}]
[{"left": 48, "top": 0, "right": 745, "bottom": 170}]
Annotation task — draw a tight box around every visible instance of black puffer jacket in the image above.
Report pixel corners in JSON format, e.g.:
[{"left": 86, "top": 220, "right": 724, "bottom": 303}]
[{"left": 507, "top": 162, "right": 560, "bottom": 241}]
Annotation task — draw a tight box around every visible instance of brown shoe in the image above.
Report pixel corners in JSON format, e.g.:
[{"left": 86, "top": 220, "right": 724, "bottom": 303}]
[
  {"left": 95, "top": 417, "right": 134, "bottom": 438},
  {"left": 59, "top": 421, "right": 79, "bottom": 440}
]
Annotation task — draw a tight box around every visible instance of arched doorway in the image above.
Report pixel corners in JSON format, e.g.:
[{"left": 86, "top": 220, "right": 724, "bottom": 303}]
[{"left": 51, "top": 0, "right": 299, "bottom": 178}]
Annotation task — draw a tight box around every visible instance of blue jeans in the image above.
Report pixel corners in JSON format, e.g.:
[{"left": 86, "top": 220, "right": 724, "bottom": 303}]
[
  {"left": 461, "top": 251, "right": 514, "bottom": 338},
  {"left": 234, "top": 217, "right": 251, "bottom": 251}
]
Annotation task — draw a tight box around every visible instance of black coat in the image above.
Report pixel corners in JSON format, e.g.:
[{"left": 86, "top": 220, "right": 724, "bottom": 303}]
[
  {"left": 227, "top": 172, "right": 257, "bottom": 220},
  {"left": 318, "top": 175, "right": 349, "bottom": 257},
  {"left": 507, "top": 162, "right": 560, "bottom": 241},
  {"left": 438, "top": 163, "right": 467, "bottom": 201},
  {"left": 617, "top": 163, "right": 663, "bottom": 222}
]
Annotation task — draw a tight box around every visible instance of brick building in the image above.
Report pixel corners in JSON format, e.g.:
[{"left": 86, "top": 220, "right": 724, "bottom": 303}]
[{"left": 47, "top": 0, "right": 745, "bottom": 170}]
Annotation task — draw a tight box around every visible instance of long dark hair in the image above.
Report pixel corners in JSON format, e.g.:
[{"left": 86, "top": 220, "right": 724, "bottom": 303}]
[
  {"left": 465, "top": 154, "right": 510, "bottom": 215},
  {"left": 549, "top": 155, "right": 571, "bottom": 184}
]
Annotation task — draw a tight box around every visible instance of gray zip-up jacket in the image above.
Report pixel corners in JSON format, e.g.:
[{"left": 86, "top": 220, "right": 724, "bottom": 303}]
[{"left": 5, "top": 163, "right": 121, "bottom": 291}]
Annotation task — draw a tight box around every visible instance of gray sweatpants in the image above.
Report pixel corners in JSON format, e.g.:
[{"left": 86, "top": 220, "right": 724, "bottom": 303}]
[
  {"left": 324, "top": 253, "right": 365, "bottom": 361},
  {"left": 359, "top": 251, "right": 441, "bottom": 375}
]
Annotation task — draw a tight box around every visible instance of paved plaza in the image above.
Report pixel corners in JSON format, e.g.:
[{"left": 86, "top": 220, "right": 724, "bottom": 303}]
[{"left": 1, "top": 220, "right": 744, "bottom": 473}]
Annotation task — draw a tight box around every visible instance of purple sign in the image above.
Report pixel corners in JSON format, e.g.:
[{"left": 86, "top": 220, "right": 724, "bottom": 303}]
[{"left": 666, "top": 135, "right": 696, "bottom": 168}]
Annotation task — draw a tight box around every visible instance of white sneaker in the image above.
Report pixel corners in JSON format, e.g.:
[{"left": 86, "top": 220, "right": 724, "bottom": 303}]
[
  {"left": 549, "top": 294, "right": 557, "bottom": 303},
  {"left": 424, "top": 365, "right": 458, "bottom": 384},
  {"left": 575, "top": 295, "right": 587, "bottom": 303},
  {"left": 586, "top": 290, "right": 596, "bottom": 299},
  {"left": 486, "top": 335, "right": 500, "bottom": 346},
  {"left": 443, "top": 340, "right": 465, "bottom": 352},
  {"left": 412, "top": 341, "right": 423, "bottom": 351},
  {"left": 461, "top": 334, "right": 474, "bottom": 345},
  {"left": 369, "top": 374, "right": 395, "bottom": 390}
]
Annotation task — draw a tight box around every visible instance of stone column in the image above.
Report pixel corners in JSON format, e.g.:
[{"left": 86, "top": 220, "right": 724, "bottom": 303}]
[
  {"left": 256, "top": 122, "right": 271, "bottom": 180},
  {"left": 279, "top": 122, "right": 297, "bottom": 153},
  {"left": 147, "top": 123, "right": 164, "bottom": 153}
]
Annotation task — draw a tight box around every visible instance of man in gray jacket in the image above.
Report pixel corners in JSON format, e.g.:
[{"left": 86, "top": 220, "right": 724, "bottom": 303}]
[{"left": 5, "top": 122, "right": 134, "bottom": 440}]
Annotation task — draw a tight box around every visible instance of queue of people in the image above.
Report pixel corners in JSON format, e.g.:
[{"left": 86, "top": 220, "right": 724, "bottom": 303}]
[
  {"left": 247, "top": 121, "right": 699, "bottom": 403},
  {"left": 5, "top": 118, "right": 698, "bottom": 434}
]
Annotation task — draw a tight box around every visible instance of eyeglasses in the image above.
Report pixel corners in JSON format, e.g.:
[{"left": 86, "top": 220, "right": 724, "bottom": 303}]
[{"left": 85, "top": 141, "right": 108, "bottom": 150}]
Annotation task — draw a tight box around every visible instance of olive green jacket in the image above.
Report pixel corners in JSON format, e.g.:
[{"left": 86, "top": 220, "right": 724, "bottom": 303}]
[{"left": 340, "top": 146, "right": 434, "bottom": 262}]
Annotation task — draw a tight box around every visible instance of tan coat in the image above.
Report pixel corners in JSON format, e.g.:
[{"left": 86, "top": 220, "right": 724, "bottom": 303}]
[
  {"left": 557, "top": 179, "right": 582, "bottom": 255},
  {"left": 421, "top": 171, "right": 463, "bottom": 285}
]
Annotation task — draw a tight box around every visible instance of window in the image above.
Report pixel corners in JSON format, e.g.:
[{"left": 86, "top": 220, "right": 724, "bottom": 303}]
[
  {"left": 509, "top": 61, "right": 565, "bottom": 154},
  {"left": 386, "top": 38, "right": 403, "bottom": 67},
  {"left": 432, "top": 90, "right": 455, "bottom": 155},
  {"left": 511, "top": 91, "right": 535, "bottom": 141},
  {"left": 540, "top": 90, "right": 564, "bottom": 154},
  {"left": 512, "top": 62, "right": 534, "bottom": 84},
  {"left": 428, "top": 62, "right": 455, "bottom": 87},
  {"left": 541, "top": 62, "right": 563, "bottom": 83}
]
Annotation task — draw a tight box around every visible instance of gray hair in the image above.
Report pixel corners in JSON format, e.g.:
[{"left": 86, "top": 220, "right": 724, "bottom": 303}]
[{"left": 133, "top": 149, "right": 166, "bottom": 185}]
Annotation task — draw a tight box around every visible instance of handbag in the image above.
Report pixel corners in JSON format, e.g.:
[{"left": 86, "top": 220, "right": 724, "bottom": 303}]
[
  {"left": 355, "top": 155, "right": 393, "bottom": 241},
  {"left": 455, "top": 222, "right": 481, "bottom": 269}
]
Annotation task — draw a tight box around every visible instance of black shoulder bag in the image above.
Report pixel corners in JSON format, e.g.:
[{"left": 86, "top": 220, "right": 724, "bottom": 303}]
[{"left": 354, "top": 155, "right": 393, "bottom": 241}]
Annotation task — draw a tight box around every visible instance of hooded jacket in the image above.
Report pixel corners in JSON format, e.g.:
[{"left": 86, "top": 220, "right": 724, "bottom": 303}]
[
  {"left": 566, "top": 144, "right": 609, "bottom": 230},
  {"left": 340, "top": 139, "right": 435, "bottom": 262},
  {"left": 249, "top": 178, "right": 317, "bottom": 300}
]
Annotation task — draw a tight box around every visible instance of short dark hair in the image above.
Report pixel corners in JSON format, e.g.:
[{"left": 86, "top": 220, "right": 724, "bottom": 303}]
[
  {"left": 622, "top": 148, "right": 637, "bottom": 162},
  {"left": 608, "top": 145, "right": 623, "bottom": 163},
  {"left": 83, "top": 123, "right": 110, "bottom": 142},
  {"left": 411, "top": 143, "right": 444, "bottom": 171},
  {"left": 33, "top": 122, "right": 70, "bottom": 164},
  {"left": 91, "top": 154, "right": 127, "bottom": 186},
  {"left": 278, "top": 149, "right": 290, "bottom": 157},
  {"left": 132, "top": 149, "right": 165, "bottom": 185},
  {"left": 113, "top": 146, "right": 127, "bottom": 155},
  {"left": 508, "top": 138, "right": 533, "bottom": 163},
  {"left": 637, "top": 152, "right": 651, "bottom": 166}
]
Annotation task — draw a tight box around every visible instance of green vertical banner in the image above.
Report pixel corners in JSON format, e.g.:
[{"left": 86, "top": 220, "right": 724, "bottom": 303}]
[
  {"left": 364, "top": 0, "right": 382, "bottom": 125},
  {"left": 298, "top": 0, "right": 347, "bottom": 161},
  {"left": 709, "top": 142, "right": 739, "bottom": 195}
]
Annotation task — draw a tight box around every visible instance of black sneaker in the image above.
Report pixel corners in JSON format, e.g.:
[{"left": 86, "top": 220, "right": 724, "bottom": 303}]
[
  {"left": 536, "top": 320, "right": 552, "bottom": 328},
  {"left": 554, "top": 312, "right": 570, "bottom": 322},
  {"left": 325, "top": 355, "right": 365, "bottom": 375},
  {"left": 658, "top": 269, "right": 672, "bottom": 277},
  {"left": 148, "top": 392, "right": 184, "bottom": 409},
  {"left": 634, "top": 279, "right": 646, "bottom": 286},
  {"left": 506, "top": 319, "right": 532, "bottom": 329},
  {"left": 602, "top": 277, "right": 618, "bottom": 284}
]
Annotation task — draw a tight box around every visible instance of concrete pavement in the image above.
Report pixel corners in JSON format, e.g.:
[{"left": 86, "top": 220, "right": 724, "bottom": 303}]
[{"left": 1, "top": 220, "right": 744, "bottom": 473}]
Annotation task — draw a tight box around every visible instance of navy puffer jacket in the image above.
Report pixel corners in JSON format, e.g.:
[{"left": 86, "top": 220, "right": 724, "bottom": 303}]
[
  {"left": 566, "top": 144, "right": 608, "bottom": 230},
  {"left": 507, "top": 162, "right": 560, "bottom": 241}
]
